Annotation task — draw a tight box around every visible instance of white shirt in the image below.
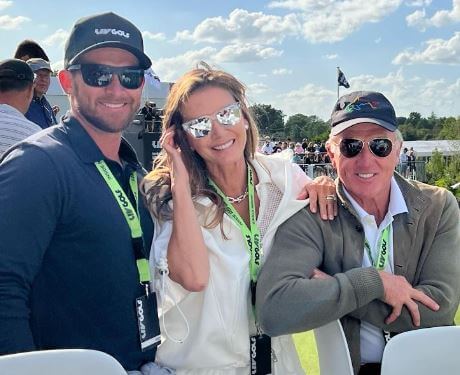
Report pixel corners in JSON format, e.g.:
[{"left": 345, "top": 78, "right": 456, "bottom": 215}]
[
  {"left": 344, "top": 177, "right": 408, "bottom": 364},
  {"left": 0, "top": 104, "right": 41, "bottom": 156},
  {"left": 150, "top": 154, "right": 308, "bottom": 374}
]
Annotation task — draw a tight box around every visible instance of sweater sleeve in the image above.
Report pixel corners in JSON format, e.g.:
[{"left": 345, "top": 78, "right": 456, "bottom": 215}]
[
  {"left": 0, "top": 145, "right": 62, "bottom": 354},
  {"left": 349, "top": 191, "right": 460, "bottom": 332},
  {"left": 256, "top": 208, "right": 384, "bottom": 336}
]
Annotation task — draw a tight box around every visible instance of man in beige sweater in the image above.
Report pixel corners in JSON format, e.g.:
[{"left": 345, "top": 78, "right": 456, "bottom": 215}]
[{"left": 257, "top": 91, "right": 460, "bottom": 375}]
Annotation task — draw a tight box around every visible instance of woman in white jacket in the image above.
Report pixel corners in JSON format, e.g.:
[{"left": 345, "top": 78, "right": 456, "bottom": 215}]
[{"left": 142, "top": 64, "right": 336, "bottom": 374}]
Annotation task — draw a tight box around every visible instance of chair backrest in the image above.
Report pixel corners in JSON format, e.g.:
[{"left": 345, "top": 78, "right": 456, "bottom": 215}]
[
  {"left": 314, "top": 319, "right": 354, "bottom": 375},
  {"left": 0, "top": 349, "right": 127, "bottom": 375},
  {"left": 381, "top": 325, "right": 460, "bottom": 375}
]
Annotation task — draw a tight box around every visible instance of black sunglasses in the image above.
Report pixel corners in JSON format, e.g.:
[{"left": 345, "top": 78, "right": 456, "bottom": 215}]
[
  {"left": 338, "top": 138, "right": 393, "bottom": 158},
  {"left": 67, "top": 64, "right": 144, "bottom": 89}
]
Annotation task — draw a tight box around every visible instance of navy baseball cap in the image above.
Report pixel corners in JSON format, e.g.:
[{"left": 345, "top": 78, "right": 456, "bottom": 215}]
[
  {"left": 64, "top": 12, "right": 151, "bottom": 69},
  {"left": 0, "top": 58, "right": 34, "bottom": 82},
  {"left": 330, "top": 91, "right": 397, "bottom": 135}
]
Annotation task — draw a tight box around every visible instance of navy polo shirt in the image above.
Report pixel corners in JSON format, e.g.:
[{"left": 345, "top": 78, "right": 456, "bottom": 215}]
[
  {"left": 25, "top": 95, "right": 58, "bottom": 129},
  {"left": 0, "top": 116, "right": 158, "bottom": 370}
]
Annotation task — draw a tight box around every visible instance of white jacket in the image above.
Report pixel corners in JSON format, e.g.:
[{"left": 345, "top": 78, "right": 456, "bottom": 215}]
[{"left": 150, "top": 153, "right": 309, "bottom": 374}]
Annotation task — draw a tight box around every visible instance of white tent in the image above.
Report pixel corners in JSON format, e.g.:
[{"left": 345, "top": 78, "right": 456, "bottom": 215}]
[{"left": 402, "top": 140, "right": 460, "bottom": 158}]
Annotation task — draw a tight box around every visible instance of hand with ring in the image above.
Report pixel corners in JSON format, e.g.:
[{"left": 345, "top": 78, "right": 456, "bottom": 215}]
[{"left": 298, "top": 176, "right": 338, "bottom": 220}]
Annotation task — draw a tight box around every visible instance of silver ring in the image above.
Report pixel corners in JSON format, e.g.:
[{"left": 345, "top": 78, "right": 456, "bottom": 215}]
[{"left": 325, "top": 195, "right": 336, "bottom": 201}]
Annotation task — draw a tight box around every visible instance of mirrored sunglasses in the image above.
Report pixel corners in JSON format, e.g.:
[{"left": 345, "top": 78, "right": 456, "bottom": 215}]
[
  {"left": 339, "top": 138, "right": 393, "bottom": 158},
  {"left": 181, "top": 102, "right": 242, "bottom": 138},
  {"left": 67, "top": 64, "right": 144, "bottom": 90}
]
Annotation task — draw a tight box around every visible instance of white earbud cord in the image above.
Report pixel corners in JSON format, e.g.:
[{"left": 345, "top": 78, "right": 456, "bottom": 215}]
[{"left": 157, "top": 258, "right": 190, "bottom": 344}]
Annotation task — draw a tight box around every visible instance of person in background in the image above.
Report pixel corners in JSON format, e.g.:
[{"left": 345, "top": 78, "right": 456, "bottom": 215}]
[
  {"left": 0, "top": 59, "right": 41, "bottom": 156},
  {"left": 14, "top": 39, "right": 49, "bottom": 62},
  {"left": 257, "top": 91, "right": 460, "bottom": 375},
  {"left": 25, "top": 58, "right": 58, "bottom": 129},
  {"left": 400, "top": 147, "right": 408, "bottom": 178},
  {"left": 294, "top": 142, "right": 304, "bottom": 155},
  {"left": 142, "top": 63, "right": 337, "bottom": 374},
  {"left": 260, "top": 135, "right": 274, "bottom": 154}
]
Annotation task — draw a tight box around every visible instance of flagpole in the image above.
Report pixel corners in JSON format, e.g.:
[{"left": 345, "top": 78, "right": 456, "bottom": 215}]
[{"left": 337, "top": 67, "right": 340, "bottom": 99}]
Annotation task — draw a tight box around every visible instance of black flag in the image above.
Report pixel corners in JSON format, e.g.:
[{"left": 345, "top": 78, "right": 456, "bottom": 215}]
[{"left": 337, "top": 67, "right": 350, "bottom": 88}]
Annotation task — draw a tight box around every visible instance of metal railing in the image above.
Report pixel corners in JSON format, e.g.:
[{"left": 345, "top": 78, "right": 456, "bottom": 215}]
[{"left": 296, "top": 161, "right": 427, "bottom": 182}]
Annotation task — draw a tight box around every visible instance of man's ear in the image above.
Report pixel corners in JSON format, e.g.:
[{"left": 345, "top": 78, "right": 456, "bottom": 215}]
[
  {"left": 326, "top": 140, "right": 338, "bottom": 169},
  {"left": 58, "top": 70, "right": 72, "bottom": 94}
]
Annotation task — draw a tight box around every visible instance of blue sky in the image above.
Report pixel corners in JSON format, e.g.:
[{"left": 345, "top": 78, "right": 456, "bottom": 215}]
[{"left": 1, "top": 0, "right": 459, "bottom": 121}]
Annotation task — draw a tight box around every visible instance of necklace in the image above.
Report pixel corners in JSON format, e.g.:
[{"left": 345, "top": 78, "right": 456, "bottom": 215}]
[{"left": 226, "top": 188, "right": 248, "bottom": 204}]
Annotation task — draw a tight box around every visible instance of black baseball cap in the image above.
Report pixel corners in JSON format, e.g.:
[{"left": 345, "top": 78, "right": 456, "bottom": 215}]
[
  {"left": 0, "top": 58, "right": 34, "bottom": 82},
  {"left": 64, "top": 12, "right": 151, "bottom": 69},
  {"left": 330, "top": 91, "right": 397, "bottom": 135}
]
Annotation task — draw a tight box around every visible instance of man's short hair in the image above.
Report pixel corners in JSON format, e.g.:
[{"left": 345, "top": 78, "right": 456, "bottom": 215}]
[
  {"left": 14, "top": 39, "right": 49, "bottom": 62},
  {"left": 0, "top": 58, "right": 34, "bottom": 93}
]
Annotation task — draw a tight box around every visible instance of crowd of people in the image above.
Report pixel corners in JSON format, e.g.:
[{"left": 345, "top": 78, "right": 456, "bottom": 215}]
[
  {"left": 0, "top": 11, "right": 459, "bottom": 375},
  {"left": 260, "top": 137, "right": 331, "bottom": 164}
]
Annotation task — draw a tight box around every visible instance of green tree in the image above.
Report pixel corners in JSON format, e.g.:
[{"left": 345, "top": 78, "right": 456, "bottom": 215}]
[
  {"left": 284, "top": 114, "right": 329, "bottom": 141},
  {"left": 438, "top": 117, "right": 460, "bottom": 140},
  {"left": 249, "top": 104, "right": 285, "bottom": 137},
  {"left": 426, "top": 149, "right": 445, "bottom": 182}
]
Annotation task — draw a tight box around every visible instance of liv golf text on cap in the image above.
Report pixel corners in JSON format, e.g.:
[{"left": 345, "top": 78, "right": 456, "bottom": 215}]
[
  {"left": 64, "top": 12, "right": 151, "bottom": 70},
  {"left": 330, "top": 91, "right": 397, "bottom": 135}
]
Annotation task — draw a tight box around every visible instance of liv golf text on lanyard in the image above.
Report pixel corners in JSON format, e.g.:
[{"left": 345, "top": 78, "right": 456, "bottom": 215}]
[
  {"left": 208, "top": 166, "right": 261, "bottom": 292},
  {"left": 209, "top": 166, "right": 272, "bottom": 375},
  {"left": 364, "top": 225, "right": 393, "bottom": 344},
  {"left": 95, "top": 160, "right": 160, "bottom": 351}
]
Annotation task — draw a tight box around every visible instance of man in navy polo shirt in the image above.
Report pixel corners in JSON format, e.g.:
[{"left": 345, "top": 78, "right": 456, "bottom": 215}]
[{"left": 0, "top": 13, "right": 165, "bottom": 374}]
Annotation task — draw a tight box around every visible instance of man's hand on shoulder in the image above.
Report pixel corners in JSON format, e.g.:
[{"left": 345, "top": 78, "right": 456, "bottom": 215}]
[{"left": 378, "top": 271, "right": 440, "bottom": 327}]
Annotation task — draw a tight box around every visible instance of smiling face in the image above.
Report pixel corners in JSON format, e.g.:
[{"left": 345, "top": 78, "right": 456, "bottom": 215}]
[
  {"left": 327, "top": 123, "right": 402, "bottom": 207},
  {"left": 180, "top": 85, "right": 247, "bottom": 172},
  {"left": 63, "top": 47, "right": 143, "bottom": 134}
]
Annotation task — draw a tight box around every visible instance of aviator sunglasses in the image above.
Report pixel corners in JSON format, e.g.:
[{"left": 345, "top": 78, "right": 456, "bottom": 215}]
[
  {"left": 337, "top": 138, "right": 393, "bottom": 158},
  {"left": 67, "top": 64, "right": 144, "bottom": 90},
  {"left": 181, "top": 102, "right": 242, "bottom": 138}
]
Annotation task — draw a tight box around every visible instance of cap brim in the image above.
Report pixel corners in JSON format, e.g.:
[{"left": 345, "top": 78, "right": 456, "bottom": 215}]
[
  {"left": 67, "top": 41, "right": 152, "bottom": 70},
  {"left": 331, "top": 117, "right": 397, "bottom": 135}
]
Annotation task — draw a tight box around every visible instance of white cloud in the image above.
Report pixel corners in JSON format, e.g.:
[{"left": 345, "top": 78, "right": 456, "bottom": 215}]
[
  {"left": 375, "top": 37, "right": 382, "bottom": 43},
  {"left": 393, "top": 32, "right": 460, "bottom": 65},
  {"left": 175, "top": 8, "right": 301, "bottom": 45},
  {"left": 51, "top": 59, "right": 64, "bottom": 72},
  {"left": 250, "top": 69, "right": 459, "bottom": 119},
  {"left": 272, "top": 68, "right": 293, "bottom": 75},
  {"left": 215, "top": 44, "right": 283, "bottom": 63},
  {"left": 153, "top": 47, "right": 217, "bottom": 82},
  {"left": 42, "top": 28, "right": 69, "bottom": 47},
  {"left": 142, "top": 31, "right": 166, "bottom": 41},
  {"left": 405, "top": 0, "right": 432, "bottom": 6},
  {"left": 406, "top": 0, "right": 460, "bottom": 30},
  {"left": 0, "top": 0, "right": 12, "bottom": 11},
  {"left": 269, "top": 0, "right": 402, "bottom": 43},
  {"left": 247, "top": 83, "right": 270, "bottom": 95},
  {"left": 275, "top": 82, "right": 336, "bottom": 119},
  {"left": 323, "top": 54, "right": 338, "bottom": 59},
  {"left": 0, "top": 14, "right": 29, "bottom": 29}
]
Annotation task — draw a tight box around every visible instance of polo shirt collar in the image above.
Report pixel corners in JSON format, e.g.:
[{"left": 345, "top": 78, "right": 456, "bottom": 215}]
[{"left": 62, "top": 115, "right": 141, "bottom": 168}]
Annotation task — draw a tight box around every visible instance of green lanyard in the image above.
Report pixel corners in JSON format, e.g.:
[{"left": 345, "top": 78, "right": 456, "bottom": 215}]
[
  {"left": 95, "top": 160, "right": 151, "bottom": 289},
  {"left": 208, "top": 166, "right": 261, "bottom": 284},
  {"left": 364, "top": 225, "right": 391, "bottom": 271}
]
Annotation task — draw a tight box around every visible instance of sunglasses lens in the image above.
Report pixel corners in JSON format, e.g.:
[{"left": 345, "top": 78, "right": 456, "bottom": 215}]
[
  {"left": 80, "top": 65, "right": 112, "bottom": 87},
  {"left": 184, "top": 118, "right": 212, "bottom": 138},
  {"left": 79, "top": 65, "right": 143, "bottom": 89},
  {"left": 119, "top": 70, "right": 144, "bottom": 89},
  {"left": 216, "top": 104, "right": 241, "bottom": 126},
  {"left": 370, "top": 139, "right": 392, "bottom": 157},
  {"left": 340, "top": 139, "right": 363, "bottom": 158}
]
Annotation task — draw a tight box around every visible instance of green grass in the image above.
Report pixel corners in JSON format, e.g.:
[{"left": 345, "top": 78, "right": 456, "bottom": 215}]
[{"left": 293, "top": 307, "right": 460, "bottom": 375}]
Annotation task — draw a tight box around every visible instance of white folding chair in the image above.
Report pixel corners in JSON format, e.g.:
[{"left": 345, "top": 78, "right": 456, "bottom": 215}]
[
  {"left": 314, "top": 319, "right": 354, "bottom": 375},
  {"left": 0, "top": 349, "right": 127, "bottom": 375},
  {"left": 381, "top": 325, "right": 460, "bottom": 375}
]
